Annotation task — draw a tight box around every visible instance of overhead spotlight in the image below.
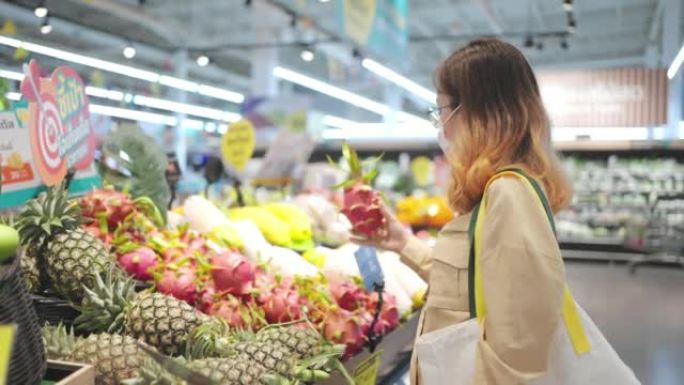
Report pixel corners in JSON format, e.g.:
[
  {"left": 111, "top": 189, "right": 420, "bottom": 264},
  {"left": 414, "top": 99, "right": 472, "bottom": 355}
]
[
  {"left": 319, "top": 0, "right": 331, "bottom": 2},
  {"left": 34, "top": 1, "right": 48, "bottom": 18},
  {"left": 123, "top": 42, "right": 136, "bottom": 59},
  {"left": 352, "top": 47, "right": 363, "bottom": 59},
  {"left": 563, "top": 0, "right": 573, "bottom": 11},
  {"left": 300, "top": 47, "right": 315, "bottom": 62},
  {"left": 196, "top": 55, "right": 210, "bottom": 67},
  {"left": 561, "top": 38, "right": 569, "bottom": 50},
  {"left": 524, "top": 35, "right": 534, "bottom": 48},
  {"left": 40, "top": 17, "right": 52, "bottom": 34}
]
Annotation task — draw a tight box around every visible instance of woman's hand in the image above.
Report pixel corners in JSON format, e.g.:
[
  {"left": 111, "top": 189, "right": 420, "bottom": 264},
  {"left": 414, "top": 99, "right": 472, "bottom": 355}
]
[{"left": 349, "top": 202, "right": 412, "bottom": 254}]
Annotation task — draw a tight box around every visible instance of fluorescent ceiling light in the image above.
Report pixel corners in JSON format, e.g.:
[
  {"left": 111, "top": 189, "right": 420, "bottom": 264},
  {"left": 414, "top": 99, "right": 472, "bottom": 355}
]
[
  {"left": 273, "top": 66, "right": 390, "bottom": 115},
  {"left": 133, "top": 94, "right": 240, "bottom": 122},
  {"left": 667, "top": 42, "right": 684, "bottom": 79},
  {"left": 0, "top": 35, "right": 244, "bottom": 103},
  {"left": 361, "top": 58, "right": 437, "bottom": 103},
  {"left": 89, "top": 104, "right": 178, "bottom": 126},
  {"left": 218, "top": 124, "right": 229, "bottom": 134},
  {"left": 0, "top": 69, "right": 24, "bottom": 81},
  {"left": 159, "top": 75, "right": 199, "bottom": 93},
  {"left": 0, "top": 69, "right": 241, "bottom": 123},
  {"left": 85, "top": 86, "right": 124, "bottom": 101},
  {"left": 5, "top": 92, "right": 22, "bottom": 101},
  {"left": 197, "top": 85, "right": 246, "bottom": 104}
]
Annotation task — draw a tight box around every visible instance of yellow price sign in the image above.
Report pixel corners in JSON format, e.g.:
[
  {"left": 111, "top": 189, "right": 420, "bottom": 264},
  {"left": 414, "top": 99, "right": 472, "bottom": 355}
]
[
  {"left": 0, "top": 325, "right": 16, "bottom": 385},
  {"left": 221, "top": 119, "right": 256, "bottom": 172},
  {"left": 353, "top": 349, "right": 383, "bottom": 385}
]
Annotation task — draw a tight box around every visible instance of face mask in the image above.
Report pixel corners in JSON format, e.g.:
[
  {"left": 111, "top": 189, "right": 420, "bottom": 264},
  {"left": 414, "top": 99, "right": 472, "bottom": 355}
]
[
  {"left": 438, "top": 128, "right": 451, "bottom": 155},
  {"left": 435, "top": 105, "right": 460, "bottom": 156}
]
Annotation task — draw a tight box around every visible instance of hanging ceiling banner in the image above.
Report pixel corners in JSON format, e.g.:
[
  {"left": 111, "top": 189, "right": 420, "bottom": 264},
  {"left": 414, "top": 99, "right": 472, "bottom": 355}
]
[
  {"left": 538, "top": 67, "right": 668, "bottom": 127},
  {"left": 338, "top": 0, "right": 409, "bottom": 65}
]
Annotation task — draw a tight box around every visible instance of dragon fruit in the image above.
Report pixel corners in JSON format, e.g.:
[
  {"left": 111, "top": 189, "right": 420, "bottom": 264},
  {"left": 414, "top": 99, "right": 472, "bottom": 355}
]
[
  {"left": 80, "top": 187, "right": 135, "bottom": 229},
  {"left": 117, "top": 246, "right": 158, "bottom": 280},
  {"left": 366, "top": 291, "right": 400, "bottom": 335},
  {"left": 155, "top": 265, "right": 199, "bottom": 303},
  {"left": 258, "top": 286, "right": 304, "bottom": 323},
  {"left": 333, "top": 142, "right": 385, "bottom": 237},
  {"left": 196, "top": 283, "right": 217, "bottom": 314},
  {"left": 328, "top": 277, "right": 366, "bottom": 311},
  {"left": 209, "top": 295, "right": 262, "bottom": 330},
  {"left": 322, "top": 307, "right": 367, "bottom": 358},
  {"left": 210, "top": 250, "right": 255, "bottom": 296}
]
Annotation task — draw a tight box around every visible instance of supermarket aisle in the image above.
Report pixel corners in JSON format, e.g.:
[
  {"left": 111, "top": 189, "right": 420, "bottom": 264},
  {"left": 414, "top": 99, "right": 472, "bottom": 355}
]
[
  {"left": 388, "top": 261, "right": 684, "bottom": 385},
  {"left": 566, "top": 261, "right": 684, "bottom": 385}
]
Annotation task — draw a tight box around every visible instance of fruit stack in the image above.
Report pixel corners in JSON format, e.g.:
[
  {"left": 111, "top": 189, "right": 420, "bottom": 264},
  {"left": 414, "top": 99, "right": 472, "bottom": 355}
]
[{"left": 3, "top": 166, "right": 427, "bottom": 384}]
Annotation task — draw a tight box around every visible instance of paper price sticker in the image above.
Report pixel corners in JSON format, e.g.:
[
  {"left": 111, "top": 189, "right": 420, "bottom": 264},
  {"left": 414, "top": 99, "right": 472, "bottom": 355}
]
[
  {"left": 221, "top": 119, "right": 255, "bottom": 172},
  {"left": 353, "top": 349, "right": 383, "bottom": 385}
]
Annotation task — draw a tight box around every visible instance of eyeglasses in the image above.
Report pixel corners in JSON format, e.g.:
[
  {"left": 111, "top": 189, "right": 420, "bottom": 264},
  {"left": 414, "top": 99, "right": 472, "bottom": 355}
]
[{"left": 428, "top": 104, "right": 461, "bottom": 129}]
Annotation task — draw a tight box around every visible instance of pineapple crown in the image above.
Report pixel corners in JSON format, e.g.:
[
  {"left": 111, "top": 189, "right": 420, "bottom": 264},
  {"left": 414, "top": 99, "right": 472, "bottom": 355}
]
[
  {"left": 184, "top": 318, "right": 240, "bottom": 360},
  {"left": 17, "top": 182, "right": 82, "bottom": 247},
  {"left": 75, "top": 269, "right": 135, "bottom": 334},
  {"left": 328, "top": 142, "right": 382, "bottom": 189},
  {"left": 42, "top": 323, "right": 79, "bottom": 361},
  {"left": 121, "top": 357, "right": 184, "bottom": 385}
]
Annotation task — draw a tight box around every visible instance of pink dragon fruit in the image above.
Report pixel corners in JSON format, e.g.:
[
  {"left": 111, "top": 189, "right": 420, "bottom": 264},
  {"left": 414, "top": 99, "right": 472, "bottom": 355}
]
[
  {"left": 336, "top": 142, "right": 385, "bottom": 237},
  {"left": 366, "top": 291, "right": 400, "bottom": 335},
  {"left": 196, "top": 284, "right": 217, "bottom": 314},
  {"left": 209, "top": 295, "right": 262, "bottom": 330},
  {"left": 259, "top": 286, "right": 304, "bottom": 324},
  {"left": 210, "top": 251, "right": 255, "bottom": 296},
  {"left": 117, "top": 246, "right": 158, "bottom": 281},
  {"left": 322, "top": 307, "right": 367, "bottom": 358},
  {"left": 80, "top": 187, "right": 135, "bottom": 229},
  {"left": 328, "top": 277, "right": 367, "bottom": 311},
  {"left": 155, "top": 266, "right": 198, "bottom": 303}
]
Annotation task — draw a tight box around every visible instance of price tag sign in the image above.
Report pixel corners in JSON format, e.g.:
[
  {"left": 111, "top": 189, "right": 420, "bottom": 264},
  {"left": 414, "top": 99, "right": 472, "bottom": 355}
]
[
  {"left": 352, "top": 349, "right": 383, "bottom": 385},
  {"left": 0, "top": 325, "right": 16, "bottom": 385},
  {"left": 355, "top": 246, "right": 384, "bottom": 292},
  {"left": 221, "top": 119, "right": 255, "bottom": 172}
]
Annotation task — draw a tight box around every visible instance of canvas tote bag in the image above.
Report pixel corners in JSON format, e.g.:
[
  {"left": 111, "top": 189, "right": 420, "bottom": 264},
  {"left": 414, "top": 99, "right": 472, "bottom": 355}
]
[{"left": 415, "top": 169, "right": 640, "bottom": 385}]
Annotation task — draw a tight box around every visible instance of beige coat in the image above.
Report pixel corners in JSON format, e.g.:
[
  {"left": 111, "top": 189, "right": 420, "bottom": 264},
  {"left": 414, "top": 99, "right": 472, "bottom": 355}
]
[{"left": 401, "top": 175, "right": 566, "bottom": 385}]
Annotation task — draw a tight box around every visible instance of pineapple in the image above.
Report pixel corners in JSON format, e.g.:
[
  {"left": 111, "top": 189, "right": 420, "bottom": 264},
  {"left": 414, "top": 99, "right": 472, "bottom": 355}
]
[
  {"left": 42, "top": 324, "right": 150, "bottom": 385},
  {"left": 17, "top": 183, "right": 112, "bottom": 302},
  {"left": 186, "top": 357, "right": 275, "bottom": 385},
  {"left": 76, "top": 270, "right": 211, "bottom": 356},
  {"left": 254, "top": 326, "right": 324, "bottom": 360}
]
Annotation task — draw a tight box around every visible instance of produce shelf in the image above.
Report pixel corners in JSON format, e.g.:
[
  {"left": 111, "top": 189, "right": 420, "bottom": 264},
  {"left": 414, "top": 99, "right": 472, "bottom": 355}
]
[{"left": 320, "top": 312, "right": 420, "bottom": 385}]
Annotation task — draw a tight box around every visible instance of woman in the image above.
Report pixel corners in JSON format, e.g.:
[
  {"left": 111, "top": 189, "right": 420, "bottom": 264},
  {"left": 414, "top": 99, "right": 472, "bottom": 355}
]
[{"left": 354, "top": 38, "right": 573, "bottom": 384}]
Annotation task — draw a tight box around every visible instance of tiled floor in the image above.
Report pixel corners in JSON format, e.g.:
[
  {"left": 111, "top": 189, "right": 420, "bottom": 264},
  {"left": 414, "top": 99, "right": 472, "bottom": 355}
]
[{"left": 388, "top": 260, "right": 684, "bottom": 385}]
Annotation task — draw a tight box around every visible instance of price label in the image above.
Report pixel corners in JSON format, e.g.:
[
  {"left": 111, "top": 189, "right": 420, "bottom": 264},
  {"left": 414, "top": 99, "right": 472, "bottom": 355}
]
[
  {"left": 355, "top": 246, "right": 384, "bottom": 291},
  {"left": 0, "top": 325, "right": 16, "bottom": 385},
  {"left": 352, "top": 349, "right": 383, "bottom": 385},
  {"left": 221, "top": 119, "right": 255, "bottom": 172}
]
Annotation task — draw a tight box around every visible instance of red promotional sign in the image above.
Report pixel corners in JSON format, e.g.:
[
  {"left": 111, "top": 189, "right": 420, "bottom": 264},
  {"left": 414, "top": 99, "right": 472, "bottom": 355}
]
[{"left": 20, "top": 60, "right": 95, "bottom": 186}]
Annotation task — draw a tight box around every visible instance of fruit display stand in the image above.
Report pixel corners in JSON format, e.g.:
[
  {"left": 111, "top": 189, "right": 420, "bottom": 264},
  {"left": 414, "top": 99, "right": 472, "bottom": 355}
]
[
  {"left": 320, "top": 312, "right": 420, "bottom": 385},
  {"left": 42, "top": 360, "right": 95, "bottom": 385}
]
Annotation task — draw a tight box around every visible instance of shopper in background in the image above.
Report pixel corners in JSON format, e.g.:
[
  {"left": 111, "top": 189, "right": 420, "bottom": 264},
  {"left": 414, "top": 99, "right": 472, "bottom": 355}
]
[{"left": 354, "top": 38, "right": 574, "bottom": 384}]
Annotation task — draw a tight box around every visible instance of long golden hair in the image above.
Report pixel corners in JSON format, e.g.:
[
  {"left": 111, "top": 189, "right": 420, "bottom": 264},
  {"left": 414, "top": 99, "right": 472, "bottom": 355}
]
[{"left": 436, "top": 38, "right": 572, "bottom": 214}]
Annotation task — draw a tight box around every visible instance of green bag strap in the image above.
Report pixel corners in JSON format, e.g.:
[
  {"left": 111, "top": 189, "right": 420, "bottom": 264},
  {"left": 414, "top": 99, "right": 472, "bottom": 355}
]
[{"left": 467, "top": 168, "right": 555, "bottom": 319}]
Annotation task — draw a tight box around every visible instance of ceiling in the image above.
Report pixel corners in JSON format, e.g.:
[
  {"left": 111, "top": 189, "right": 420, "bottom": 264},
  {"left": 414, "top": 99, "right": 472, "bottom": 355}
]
[{"left": 0, "top": 0, "right": 669, "bottom": 122}]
